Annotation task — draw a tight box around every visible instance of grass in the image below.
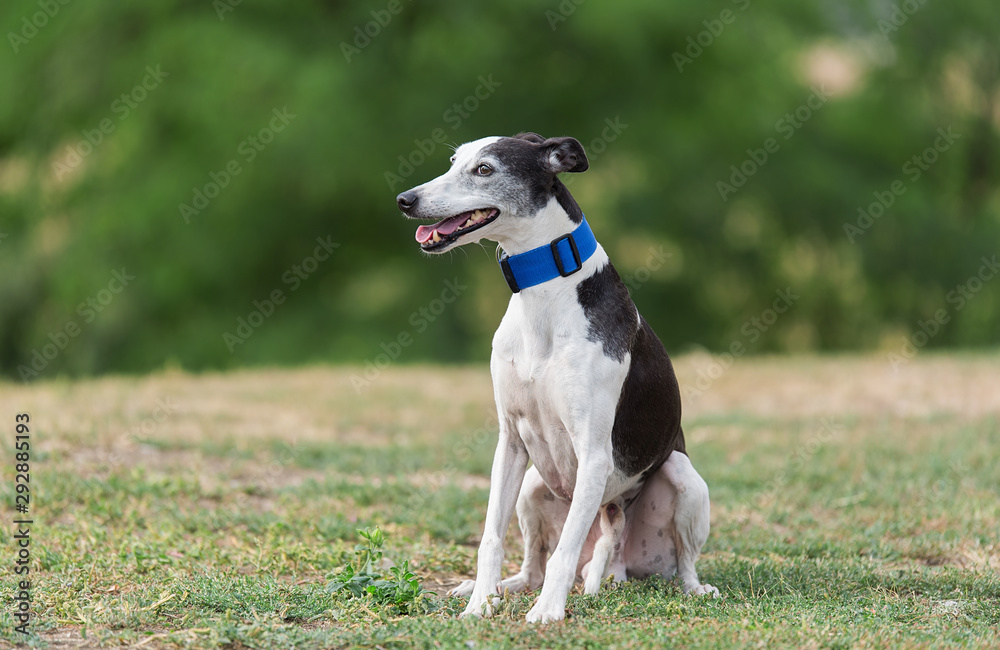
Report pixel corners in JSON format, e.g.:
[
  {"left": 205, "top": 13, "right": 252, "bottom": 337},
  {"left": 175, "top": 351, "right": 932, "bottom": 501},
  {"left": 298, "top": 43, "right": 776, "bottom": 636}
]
[{"left": 0, "top": 354, "right": 998, "bottom": 648}]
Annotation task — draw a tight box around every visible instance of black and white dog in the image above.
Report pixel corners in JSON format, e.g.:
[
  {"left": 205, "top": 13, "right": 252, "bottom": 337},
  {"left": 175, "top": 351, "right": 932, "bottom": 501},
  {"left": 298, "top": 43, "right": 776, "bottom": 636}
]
[{"left": 396, "top": 133, "right": 717, "bottom": 623}]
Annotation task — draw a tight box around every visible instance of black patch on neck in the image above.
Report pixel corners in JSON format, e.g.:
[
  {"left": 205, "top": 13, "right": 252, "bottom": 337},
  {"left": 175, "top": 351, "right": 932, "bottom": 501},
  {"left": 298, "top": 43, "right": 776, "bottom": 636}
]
[
  {"left": 553, "top": 178, "right": 583, "bottom": 224},
  {"left": 576, "top": 262, "right": 685, "bottom": 477},
  {"left": 576, "top": 263, "right": 636, "bottom": 362}
]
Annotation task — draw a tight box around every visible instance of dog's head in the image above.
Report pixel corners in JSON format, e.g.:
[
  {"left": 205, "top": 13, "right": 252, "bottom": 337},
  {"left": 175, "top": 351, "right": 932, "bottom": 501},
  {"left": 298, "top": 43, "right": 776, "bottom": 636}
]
[{"left": 396, "top": 132, "right": 589, "bottom": 254}]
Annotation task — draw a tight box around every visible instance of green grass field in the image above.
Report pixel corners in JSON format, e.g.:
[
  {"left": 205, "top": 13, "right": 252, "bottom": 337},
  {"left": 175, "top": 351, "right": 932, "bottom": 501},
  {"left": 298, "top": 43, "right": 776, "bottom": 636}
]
[{"left": 1, "top": 354, "right": 998, "bottom": 648}]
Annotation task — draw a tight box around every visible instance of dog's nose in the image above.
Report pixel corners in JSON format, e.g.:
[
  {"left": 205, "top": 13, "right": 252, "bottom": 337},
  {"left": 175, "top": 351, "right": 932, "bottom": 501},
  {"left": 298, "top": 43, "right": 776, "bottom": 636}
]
[{"left": 396, "top": 190, "right": 418, "bottom": 212}]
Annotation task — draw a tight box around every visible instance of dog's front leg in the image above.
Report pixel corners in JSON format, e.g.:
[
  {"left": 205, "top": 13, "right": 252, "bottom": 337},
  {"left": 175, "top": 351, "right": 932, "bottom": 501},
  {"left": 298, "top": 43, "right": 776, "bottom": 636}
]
[
  {"left": 461, "top": 419, "right": 528, "bottom": 618},
  {"left": 525, "top": 448, "right": 612, "bottom": 623}
]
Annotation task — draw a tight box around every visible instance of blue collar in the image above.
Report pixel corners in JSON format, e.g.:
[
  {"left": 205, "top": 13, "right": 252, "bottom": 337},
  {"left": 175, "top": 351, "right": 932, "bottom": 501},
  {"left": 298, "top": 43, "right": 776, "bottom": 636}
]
[{"left": 496, "top": 217, "right": 598, "bottom": 293}]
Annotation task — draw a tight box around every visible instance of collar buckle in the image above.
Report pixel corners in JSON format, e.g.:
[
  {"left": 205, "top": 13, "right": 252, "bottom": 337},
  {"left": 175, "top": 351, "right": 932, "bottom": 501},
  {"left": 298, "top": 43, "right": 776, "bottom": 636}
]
[{"left": 550, "top": 233, "right": 582, "bottom": 277}]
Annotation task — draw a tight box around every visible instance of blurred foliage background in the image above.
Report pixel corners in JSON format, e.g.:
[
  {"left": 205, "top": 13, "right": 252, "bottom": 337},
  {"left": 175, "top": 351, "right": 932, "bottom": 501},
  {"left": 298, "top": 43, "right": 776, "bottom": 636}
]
[{"left": 0, "top": 0, "right": 998, "bottom": 379}]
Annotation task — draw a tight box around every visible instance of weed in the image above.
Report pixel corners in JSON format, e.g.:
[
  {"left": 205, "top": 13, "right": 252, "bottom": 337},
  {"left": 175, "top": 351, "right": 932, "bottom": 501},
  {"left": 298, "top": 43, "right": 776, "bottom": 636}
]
[{"left": 327, "top": 527, "right": 433, "bottom": 615}]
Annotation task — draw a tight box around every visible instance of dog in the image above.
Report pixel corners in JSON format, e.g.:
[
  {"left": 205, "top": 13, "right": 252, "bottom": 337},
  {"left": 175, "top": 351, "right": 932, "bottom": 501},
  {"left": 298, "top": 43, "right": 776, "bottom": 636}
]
[{"left": 396, "top": 132, "right": 718, "bottom": 623}]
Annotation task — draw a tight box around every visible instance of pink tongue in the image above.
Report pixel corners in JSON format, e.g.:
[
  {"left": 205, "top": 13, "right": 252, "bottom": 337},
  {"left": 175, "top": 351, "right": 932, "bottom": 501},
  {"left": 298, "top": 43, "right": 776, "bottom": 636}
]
[
  {"left": 414, "top": 213, "right": 470, "bottom": 243},
  {"left": 415, "top": 224, "right": 435, "bottom": 243}
]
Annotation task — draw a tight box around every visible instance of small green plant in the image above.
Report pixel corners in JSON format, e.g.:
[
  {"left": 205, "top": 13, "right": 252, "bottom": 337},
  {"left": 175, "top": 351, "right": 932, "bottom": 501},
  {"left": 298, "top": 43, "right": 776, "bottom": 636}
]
[{"left": 327, "top": 527, "right": 431, "bottom": 615}]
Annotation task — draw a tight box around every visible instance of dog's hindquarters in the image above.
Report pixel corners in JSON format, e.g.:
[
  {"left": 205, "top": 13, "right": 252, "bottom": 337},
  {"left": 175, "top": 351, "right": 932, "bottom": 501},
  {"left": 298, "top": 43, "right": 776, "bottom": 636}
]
[
  {"left": 623, "top": 451, "right": 718, "bottom": 596},
  {"left": 471, "top": 449, "right": 716, "bottom": 599}
]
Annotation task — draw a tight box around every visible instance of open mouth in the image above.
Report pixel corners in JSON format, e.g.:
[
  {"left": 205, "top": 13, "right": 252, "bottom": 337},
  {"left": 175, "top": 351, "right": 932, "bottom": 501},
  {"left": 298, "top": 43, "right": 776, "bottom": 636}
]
[{"left": 415, "top": 208, "right": 500, "bottom": 250}]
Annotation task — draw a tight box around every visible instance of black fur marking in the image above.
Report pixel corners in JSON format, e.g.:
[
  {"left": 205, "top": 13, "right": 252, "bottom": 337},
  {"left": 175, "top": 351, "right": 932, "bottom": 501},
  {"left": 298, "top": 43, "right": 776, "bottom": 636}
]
[
  {"left": 576, "top": 263, "right": 636, "bottom": 362},
  {"left": 544, "top": 137, "right": 589, "bottom": 174},
  {"left": 481, "top": 138, "right": 552, "bottom": 214},
  {"left": 613, "top": 317, "right": 686, "bottom": 477},
  {"left": 513, "top": 131, "right": 546, "bottom": 144},
  {"left": 576, "top": 261, "right": 685, "bottom": 477},
  {"left": 554, "top": 178, "right": 584, "bottom": 224},
  {"left": 480, "top": 135, "right": 585, "bottom": 224}
]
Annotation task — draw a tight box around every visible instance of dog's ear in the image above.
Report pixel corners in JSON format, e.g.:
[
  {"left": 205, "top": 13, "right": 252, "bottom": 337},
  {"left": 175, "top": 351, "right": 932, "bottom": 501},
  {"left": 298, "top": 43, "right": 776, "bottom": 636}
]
[
  {"left": 513, "top": 132, "right": 546, "bottom": 144},
  {"left": 541, "top": 137, "right": 589, "bottom": 174}
]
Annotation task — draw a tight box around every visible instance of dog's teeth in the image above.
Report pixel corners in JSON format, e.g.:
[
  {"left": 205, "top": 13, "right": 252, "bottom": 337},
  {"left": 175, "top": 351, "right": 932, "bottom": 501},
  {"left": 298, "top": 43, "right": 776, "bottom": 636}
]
[
  {"left": 432, "top": 231, "right": 441, "bottom": 242},
  {"left": 464, "top": 219, "right": 475, "bottom": 227}
]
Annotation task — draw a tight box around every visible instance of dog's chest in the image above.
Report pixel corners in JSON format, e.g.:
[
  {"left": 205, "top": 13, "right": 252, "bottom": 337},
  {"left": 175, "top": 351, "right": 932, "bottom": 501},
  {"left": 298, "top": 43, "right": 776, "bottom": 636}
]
[{"left": 490, "top": 287, "right": 629, "bottom": 500}]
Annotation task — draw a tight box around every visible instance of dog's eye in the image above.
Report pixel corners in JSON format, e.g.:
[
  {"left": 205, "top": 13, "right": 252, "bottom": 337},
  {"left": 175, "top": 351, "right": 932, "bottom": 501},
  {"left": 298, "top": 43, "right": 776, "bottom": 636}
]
[{"left": 475, "top": 164, "right": 493, "bottom": 176}]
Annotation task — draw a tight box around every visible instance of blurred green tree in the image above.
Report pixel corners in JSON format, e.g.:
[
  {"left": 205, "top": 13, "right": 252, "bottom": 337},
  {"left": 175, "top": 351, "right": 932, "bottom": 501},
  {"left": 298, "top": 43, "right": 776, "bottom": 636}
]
[{"left": 0, "top": 0, "right": 997, "bottom": 379}]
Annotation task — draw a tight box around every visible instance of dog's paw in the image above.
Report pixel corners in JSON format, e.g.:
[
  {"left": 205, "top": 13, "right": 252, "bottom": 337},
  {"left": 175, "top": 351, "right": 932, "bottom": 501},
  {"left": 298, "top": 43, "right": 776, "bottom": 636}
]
[
  {"left": 686, "top": 583, "right": 720, "bottom": 598},
  {"left": 459, "top": 599, "right": 491, "bottom": 619},
  {"left": 448, "top": 579, "right": 476, "bottom": 597},
  {"left": 525, "top": 599, "right": 565, "bottom": 624},
  {"left": 459, "top": 592, "right": 501, "bottom": 619},
  {"left": 498, "top": 572, "right": 535, "bottom": 594}
]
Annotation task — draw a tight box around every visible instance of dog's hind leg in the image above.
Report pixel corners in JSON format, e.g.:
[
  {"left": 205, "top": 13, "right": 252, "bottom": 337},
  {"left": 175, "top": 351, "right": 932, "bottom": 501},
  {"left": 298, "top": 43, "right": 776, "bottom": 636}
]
[
  {"left": 663, "top": 451, "right": 718, "bottom": 596},
  {"left": 582, "top": 497, "right": 626, "bottom": 595},
  {"left": 501, "top": 466, "right": 567, "bottom": 593},
  {"left": 450, "top": 466, "right": 564, "bottom": 597},
  {"left": 625, "top": 451, "right": 718, "bottom": 597},
  {"left": 504, "top": 466, "right": 566, "bottom": 593}
]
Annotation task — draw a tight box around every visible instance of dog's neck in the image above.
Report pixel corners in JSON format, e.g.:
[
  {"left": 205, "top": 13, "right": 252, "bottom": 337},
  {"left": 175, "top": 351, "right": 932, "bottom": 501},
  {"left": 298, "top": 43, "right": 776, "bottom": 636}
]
[
  {"left": 494, "top": 214, "right": 611, "bottom": 303},
  {"left": 491, "top": 195, "right": 585, "bottom": 256}
]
